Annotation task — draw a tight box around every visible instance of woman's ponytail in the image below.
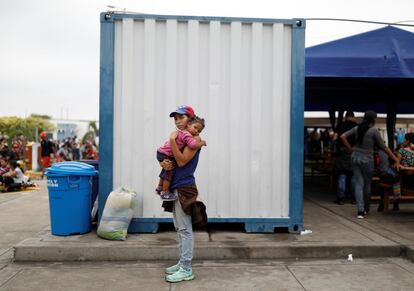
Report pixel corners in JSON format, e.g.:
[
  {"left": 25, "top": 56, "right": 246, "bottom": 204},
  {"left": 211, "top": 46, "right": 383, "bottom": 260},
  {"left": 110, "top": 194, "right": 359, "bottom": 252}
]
[{"left": 357, "top": 110, "right": 377, "bottom": 144}]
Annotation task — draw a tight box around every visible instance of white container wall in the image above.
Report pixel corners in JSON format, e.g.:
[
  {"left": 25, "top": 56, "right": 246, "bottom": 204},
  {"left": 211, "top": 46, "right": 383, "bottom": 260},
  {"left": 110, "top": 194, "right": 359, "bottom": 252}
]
[{"left": 99, "top": 13, "right": 305, "bottom": 232}]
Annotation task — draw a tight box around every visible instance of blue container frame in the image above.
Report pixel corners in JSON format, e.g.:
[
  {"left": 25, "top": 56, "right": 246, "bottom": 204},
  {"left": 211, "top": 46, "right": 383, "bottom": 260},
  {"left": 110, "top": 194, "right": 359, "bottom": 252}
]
[{"left": 99, "top": 12, "right": 305, "bottom": 233}]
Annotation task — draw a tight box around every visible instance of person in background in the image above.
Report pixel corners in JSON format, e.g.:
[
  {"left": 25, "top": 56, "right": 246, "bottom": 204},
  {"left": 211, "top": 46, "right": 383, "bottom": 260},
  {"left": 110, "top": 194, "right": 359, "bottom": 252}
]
[
  {"left": 2, "top": 160, "right": 28, "bottom": 192},
  {"left": 0, "top": 157, "right": 10, "bottom": 186},
  {"left": 0, "top": 144, "right": 17, "bottom": 161},
  {"left": 376, "top": 148, "right": 400, "bottom": 212},
  {"left": 56, "top": 142, "right": 72, "bottom": 162},
  {"left": 308, "top": 128, "right": 321, "bottom": 160},
  {"left": 395, "top": 128, "right": 405, "bottom": 148},
  {"left": 40, "top": 132, "right": 55, "bottom": 170},
  {"left": 12, "top": 143, "right": 22, "bottom": 160},
  {"left": 320, "top": 129, "right": 331, "bottom": 152},
  {"left": 397, "top": 133, "right": 414, "bottom": 169},
  {"left": 341, "top": 110, "right": 399, "bottom": 219},
  {"left": 0, "top": 139, "right": 8, "bottom": 158},
  {"left": 396, "top": 133, "right": 414, "bottom": 196},
  {"left": 71, "top": 137, "right": 80, "bottom": 161},
  {"left": 333, "top": 111, "right": 358, "bottom": 205},
  {"left": 82, "top": 141, "right": 98, "bottom": 160}
]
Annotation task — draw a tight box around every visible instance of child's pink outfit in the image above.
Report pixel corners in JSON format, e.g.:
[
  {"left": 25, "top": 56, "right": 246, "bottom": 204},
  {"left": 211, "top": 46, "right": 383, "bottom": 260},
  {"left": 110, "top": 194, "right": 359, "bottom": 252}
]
[
  {"left": 156, "top": 129, "right": 197, "bottom": 201},
  {"left": 158, "top": 130, "right": 197, "bottom": 156}
]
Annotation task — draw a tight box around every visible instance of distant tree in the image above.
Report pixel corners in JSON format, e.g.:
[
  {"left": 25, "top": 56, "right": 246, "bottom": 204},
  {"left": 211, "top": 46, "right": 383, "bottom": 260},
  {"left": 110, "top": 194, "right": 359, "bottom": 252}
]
[
  {"left": 29, "top": 113, "right": 52, "bottom": 120},
  {"left": 82, "top": 121, "right": 99, "bottom": 143},
  {"left": 0, "top": 116, "right": 54, "bottom": 142}
]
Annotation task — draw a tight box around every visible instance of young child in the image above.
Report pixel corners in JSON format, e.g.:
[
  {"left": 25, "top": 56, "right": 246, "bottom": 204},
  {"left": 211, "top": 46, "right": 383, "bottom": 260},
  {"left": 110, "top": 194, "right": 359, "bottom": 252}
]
[{"left": 156, "top": 105, "right": 206, "bottom": 201}]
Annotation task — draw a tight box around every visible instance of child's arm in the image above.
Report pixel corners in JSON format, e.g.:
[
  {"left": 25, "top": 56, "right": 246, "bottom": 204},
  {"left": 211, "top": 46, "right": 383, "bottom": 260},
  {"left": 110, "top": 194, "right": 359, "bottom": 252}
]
[
  {"left": 170, "top": 131, "right": 198, "bottom": 167},
  {"left": 191, "top": 136, "right": 207, "bottom": 149},
  {"left": 182, "top": 133, "right": 206, "bottom": 149}
]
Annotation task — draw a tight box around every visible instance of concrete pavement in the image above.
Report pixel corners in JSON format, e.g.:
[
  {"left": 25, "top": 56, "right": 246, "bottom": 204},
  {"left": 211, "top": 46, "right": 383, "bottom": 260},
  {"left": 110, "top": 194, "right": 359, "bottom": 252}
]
[
  {"left": 304, "top": 181, "right": 414, "bottom": 260},
  {"left": 14, "top": 200, "right": 403, "bottom": 261},
  {"left": 13, "top": 180, "right": 412, "bottom": 262},
  {"left": 1, "top": 258, "right": 414, "bottom": 290},
  {"left": 2, "top": 178, "right": 414, "bottom": 289},
  {"left": 0, "top": 180, "right": 50, "bottom": 266}
]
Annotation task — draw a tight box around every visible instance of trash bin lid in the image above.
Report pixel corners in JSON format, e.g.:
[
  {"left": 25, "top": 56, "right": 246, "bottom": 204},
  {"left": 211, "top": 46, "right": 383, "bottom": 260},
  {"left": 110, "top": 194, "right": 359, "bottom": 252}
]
[{"left": 45, "top": 161, "right": 98, "bottom": 176}]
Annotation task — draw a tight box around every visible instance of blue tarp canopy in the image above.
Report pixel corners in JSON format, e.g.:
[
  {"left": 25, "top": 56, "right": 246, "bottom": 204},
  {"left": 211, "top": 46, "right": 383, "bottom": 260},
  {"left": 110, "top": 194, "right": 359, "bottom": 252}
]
[
  {"left": 305, "top": 26, "right": 414, "bottom": 114},
  {"left": 306, "top": 26, "right": 414, "bottom": 78}
]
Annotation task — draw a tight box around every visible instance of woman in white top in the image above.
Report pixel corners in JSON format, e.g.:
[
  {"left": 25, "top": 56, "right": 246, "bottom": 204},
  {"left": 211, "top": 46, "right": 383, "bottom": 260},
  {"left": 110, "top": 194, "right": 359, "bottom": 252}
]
[{"left": 2, "top": 160, "right": 28, "bottom": 192}]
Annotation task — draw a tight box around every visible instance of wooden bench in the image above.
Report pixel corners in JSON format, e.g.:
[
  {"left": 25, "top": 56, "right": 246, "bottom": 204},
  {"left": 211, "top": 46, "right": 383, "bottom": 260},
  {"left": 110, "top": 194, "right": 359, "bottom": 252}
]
[
  {"left": 370, "top": 176, "right": 382, "bottom": 201},
  {"left": 377, "top": 169, "right": 414, "bottom": 213},
  {"left": 310, "top": 151, "right": 335, "bottom": 188}
]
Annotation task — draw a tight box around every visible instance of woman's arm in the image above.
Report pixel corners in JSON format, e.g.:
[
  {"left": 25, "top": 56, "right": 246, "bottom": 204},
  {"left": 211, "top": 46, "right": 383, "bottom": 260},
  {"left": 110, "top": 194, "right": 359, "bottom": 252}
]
[
  {"left": 170, "top": 131, "right": 198, "bottom": 167},
  {"left": 340, "top": 126, "right": 358, "bottom": 152},
  {"left": 383, "top": 146, "right": 399, "bottom": 165},
  {"left": 6, "top": 170, "right": 16, "bottom": 178},
  {"left": 340, "top": 134, "right": 353, "bottom": 152},
  {"left": 396, "top": 152, "right": 402, "bottom": 163}
]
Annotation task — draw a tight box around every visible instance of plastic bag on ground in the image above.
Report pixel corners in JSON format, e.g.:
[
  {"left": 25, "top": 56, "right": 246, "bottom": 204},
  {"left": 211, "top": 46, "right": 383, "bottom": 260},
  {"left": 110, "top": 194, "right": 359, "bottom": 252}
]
[
  {"left": 300, "top": 229, "right": 312, "bottom": 235},
  {"left": 91, "top": 195, "right": 99, "bottom": 221},
  {"left": 97, "top": 187, "right": 137, "bottom": 241}
]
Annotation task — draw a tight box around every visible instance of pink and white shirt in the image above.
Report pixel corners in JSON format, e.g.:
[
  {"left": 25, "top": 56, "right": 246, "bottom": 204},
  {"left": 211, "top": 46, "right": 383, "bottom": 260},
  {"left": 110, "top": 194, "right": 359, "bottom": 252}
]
[{"left": 158, "top": 130, "right": 197, "bottom": 157}]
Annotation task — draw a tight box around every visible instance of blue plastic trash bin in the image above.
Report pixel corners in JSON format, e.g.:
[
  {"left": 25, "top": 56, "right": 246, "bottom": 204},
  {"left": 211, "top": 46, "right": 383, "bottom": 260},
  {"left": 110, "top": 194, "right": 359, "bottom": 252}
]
[
  {"left": 80, "top": 160, "right": 99, "bottom": 208},
  {"left": 45, "top": 162, "right": 98, "bottom": 236}
]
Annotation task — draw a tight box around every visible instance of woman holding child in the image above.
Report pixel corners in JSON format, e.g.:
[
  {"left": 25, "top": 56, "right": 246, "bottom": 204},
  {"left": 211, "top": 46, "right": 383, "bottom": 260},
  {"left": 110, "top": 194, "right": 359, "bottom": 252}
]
[{"left": 157, "top": 106, "right": 207, "bottom": 283}]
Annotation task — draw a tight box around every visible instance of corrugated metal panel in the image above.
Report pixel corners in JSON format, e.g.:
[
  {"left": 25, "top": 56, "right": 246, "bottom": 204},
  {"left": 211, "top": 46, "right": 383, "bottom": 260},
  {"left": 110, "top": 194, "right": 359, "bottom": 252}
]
[{"left": 112, "top": 18, "right": 292, "bottom": 218}]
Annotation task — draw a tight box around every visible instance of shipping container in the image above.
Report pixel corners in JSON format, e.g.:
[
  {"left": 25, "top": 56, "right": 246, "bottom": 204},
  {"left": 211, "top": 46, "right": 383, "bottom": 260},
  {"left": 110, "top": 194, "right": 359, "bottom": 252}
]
[{"left": 99, "top": 12, "right": 305, "bottom": 232}]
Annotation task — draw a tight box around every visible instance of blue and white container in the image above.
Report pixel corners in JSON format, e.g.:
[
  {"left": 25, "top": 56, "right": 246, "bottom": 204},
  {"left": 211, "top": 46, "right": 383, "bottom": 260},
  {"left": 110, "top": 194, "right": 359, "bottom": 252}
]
[
  {"left": 99, "top": 12, "right": 305, "bottom": 233},
  {"left": 45, "top": 162, "right": 98, "bottom": 235}
]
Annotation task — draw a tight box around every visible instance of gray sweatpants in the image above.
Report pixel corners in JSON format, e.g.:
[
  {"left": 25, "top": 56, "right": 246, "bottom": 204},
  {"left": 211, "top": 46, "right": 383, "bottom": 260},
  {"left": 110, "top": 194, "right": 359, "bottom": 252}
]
[{"left": 172, "top": 192, "right": 193, "bottom": 271}]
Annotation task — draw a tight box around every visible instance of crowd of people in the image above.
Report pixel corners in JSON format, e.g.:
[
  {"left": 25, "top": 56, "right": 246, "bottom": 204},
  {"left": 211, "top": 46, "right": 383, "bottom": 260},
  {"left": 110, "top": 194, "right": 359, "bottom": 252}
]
[
  {"left": 0, "top": 157, "right": 31, "bottom": 192},
  {"left": 0, "top": 136, "right": 30, "bottom": 192},
  {"left": 0, "top": 132, "right": 99, "bottom": 193},
  {"left": 304, "top": 127, "right": 333, "bottom": 161},
  {"left": 310, "top": 110, "right": 414, "bottom": 219},
  {"left": 55, "top": 137, "right": 99, "bottom": 162},
  {"left": 39, "top": 132, "right": 98, "bottom": 169}
]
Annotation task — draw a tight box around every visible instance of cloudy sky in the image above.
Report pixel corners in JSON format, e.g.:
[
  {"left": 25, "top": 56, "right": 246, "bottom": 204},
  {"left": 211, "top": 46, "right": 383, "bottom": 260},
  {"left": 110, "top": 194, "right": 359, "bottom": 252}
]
[{"left": 2, "top": 0, "right": 414, "bottom": 121}]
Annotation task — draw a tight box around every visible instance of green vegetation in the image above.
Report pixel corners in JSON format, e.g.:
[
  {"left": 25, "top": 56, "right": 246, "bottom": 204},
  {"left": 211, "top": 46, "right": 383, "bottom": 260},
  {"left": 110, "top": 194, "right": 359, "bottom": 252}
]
[
  {"left": 0, "top": 116, "right": 55, "bottom": 142},
  {"left": 29, "top": 113, "right": 52, "bottom": 120},
  {"left": 82, "top": 121, "right": 99, "bottom": 143}
]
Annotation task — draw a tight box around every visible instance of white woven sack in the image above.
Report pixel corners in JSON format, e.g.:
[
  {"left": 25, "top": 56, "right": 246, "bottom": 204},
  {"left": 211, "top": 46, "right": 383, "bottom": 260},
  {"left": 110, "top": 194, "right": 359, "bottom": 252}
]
[{"left": 97, "top": 187, "right": 137, "bottom": 240}]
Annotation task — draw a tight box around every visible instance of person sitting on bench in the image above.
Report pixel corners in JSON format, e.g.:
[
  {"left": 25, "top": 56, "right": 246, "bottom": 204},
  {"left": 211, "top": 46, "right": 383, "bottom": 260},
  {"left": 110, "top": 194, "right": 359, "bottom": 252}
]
[{"left": 376, "top": 149, "right": 400, "bottom": 212}]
